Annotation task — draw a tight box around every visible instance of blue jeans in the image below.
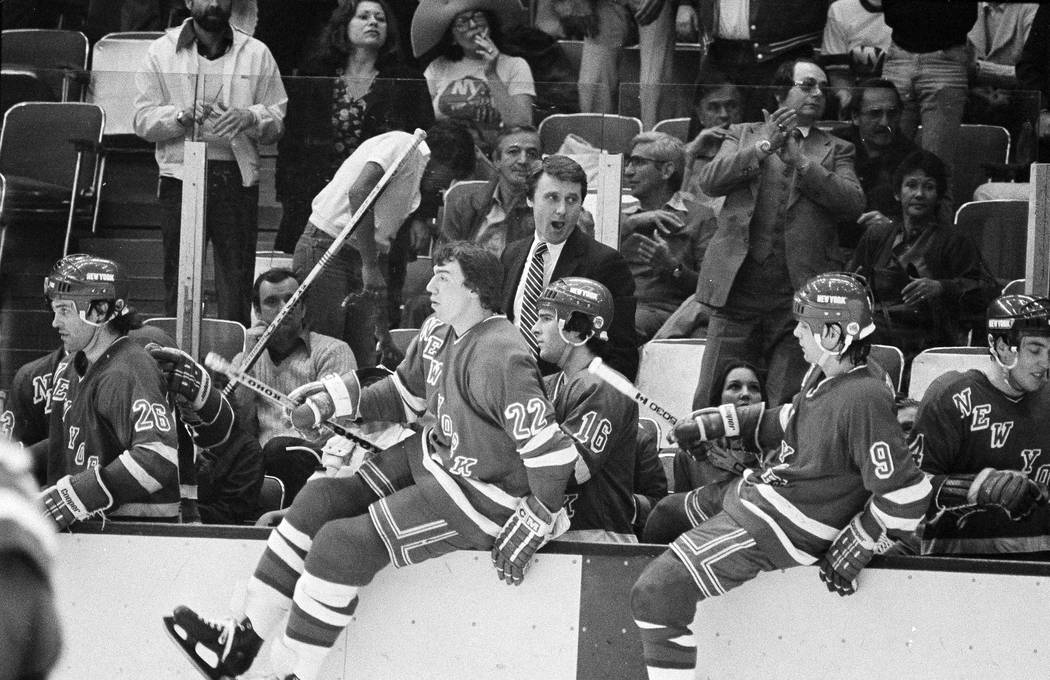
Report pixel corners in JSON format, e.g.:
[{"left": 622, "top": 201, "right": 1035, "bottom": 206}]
[
  {"left": 292, "top": 224, "right": 377, "bottom": 367},
  {"left": 881, "top": 43, "right": 970, "bottom": 170},
  {"left": 158, "top": 162, "right": 259, "bottom": 325}
]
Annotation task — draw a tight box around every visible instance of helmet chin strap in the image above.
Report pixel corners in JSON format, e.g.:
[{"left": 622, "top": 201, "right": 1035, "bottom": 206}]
[
  {"left": 987, "top": 334, "right": 1020, "bottom": 372},
  {"left": 811, "top": 326, "right": 851, "bottom": 370},
  {"left": 555, "top": 319, "right": 590, "bottom": 365}
]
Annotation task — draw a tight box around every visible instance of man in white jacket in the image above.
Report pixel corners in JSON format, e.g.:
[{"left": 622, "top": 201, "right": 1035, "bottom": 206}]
[{"left": 134, "top": 0, "right": 286, "bottom": 325}]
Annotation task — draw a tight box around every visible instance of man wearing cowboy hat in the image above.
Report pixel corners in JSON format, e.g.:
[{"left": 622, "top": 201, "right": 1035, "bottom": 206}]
[{"left": 134, "top": 0, "right": 287, "bottom": 326}]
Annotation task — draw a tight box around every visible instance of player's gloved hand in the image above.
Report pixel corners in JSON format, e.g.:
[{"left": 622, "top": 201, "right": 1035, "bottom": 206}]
[
  {"left": 40, "top": 468, "right": 113, "bottom": 530},
  {"left": 148, "top": 345, "right": 211, "bottom": 410},
  {"left": 706, "top": 442, "right": 754, "bottom": 476},
  {"left": 492, "top": 495, "right": 568, "bottom": 586},
  {"left": 288, "top": 372, "right": 361, "bottom": 432},
  {"left": 817, "top": 512, "right": 885, "bottom": 597},
  {"left": 669, "top": 404, "right": 742, "bottom": 450},
  {"left": 974, "top": 468, "right": 1049, "bottom": 520}
]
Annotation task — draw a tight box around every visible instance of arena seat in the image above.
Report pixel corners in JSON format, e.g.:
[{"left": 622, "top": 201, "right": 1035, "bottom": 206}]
[
  {"left": 143, "top": 317, "right": 247, "bottom": 363},
  {"left": 388, "top": 328, "right": 418, "bottom": 355},
  {"left": 257, "top": 474, "right": 285, "bottom": 514},
  {"left": 917, "top": 124, "right": 1010, "bottom": 211},
  {"left": 438, "top": 180, "right": 489, "bottom": 241},
  {"left": 87, "top": 31, "right": 163, "bottom": 142},
  {"left": 1001, "top": 278, "right": 1026, "bottom": 296},
  {"left": 1, "top": 68, "right": 57, "bottom": 115},
  {"left": 253, "top": 249, "right": 294, "bottom": 282},
  {"left": 652, "top": 117, "right": 689, "bottom": 141},
  {"left": 954, "top": 199, "right": 1029, "bottom": 288},
  {"left": 907, "top": 346, "right": 988, "bottom": 400},
  {"left": 0, "top": 101, "right": 105, "bottom": 274},
  {"left": 869, "top": 343, "right": 905, "bottom": 393},
  {"left": 0, "top": 28, "right": 89, "bottom": 103},
  {"left": 538, "top": 113, "right": 642, "bottom": 155},
  {"left": 635, "top": 338, "right": 705, "bottom": 442}
]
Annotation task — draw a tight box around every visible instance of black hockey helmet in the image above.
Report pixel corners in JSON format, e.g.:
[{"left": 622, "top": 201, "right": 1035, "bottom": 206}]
[
  {"left": 537, "top": 277, "right": 613, "bottom": 341},
  {"left": 987, "top": 294, "right": 1050, "bottom": 341},
  {"left": 44, "top": 253, "right": 129, "bottom": 320}
]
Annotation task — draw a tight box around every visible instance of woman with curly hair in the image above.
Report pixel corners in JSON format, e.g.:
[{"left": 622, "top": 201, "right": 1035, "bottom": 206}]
[{"left": 274, "top": 0, "right": 433, "bottom": 252}]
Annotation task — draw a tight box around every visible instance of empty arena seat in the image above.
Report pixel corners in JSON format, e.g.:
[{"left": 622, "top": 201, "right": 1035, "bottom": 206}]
[
  {"left": 143, "top": 317, "right": 247, "bottom": 362},
  {"left": 954, "top": 200, "right": 1029, "bottom": 285},
  {"left": 916, "top": 124, "right": 1010, "bottom": 211},
  {"left": 869, "top": 343, "right": 905, "bottom": 393},
  {"left": 538, "top": 113, "right": 642, "bottom": 155},
  {"left": 88, "top": 31, "right": 164, "bottom": 142},
  {"left": 652, "top": 117, "right": 690, "bottom": 141},
  {"left": 907, "top": 346, "right": 988, "bottom": 400},
  {"left": 636, "top": 339, "right": 705, "bottom": 441},
  {"left": 1, "top": 29, "right": 89, "bottom": 102}
]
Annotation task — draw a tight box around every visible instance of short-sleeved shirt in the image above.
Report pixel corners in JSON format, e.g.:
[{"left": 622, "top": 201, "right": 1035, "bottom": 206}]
[
  {"left": 424, "top": 54, "right": 534, "bottom": 142},
  {"left": 309, "top": 130, "right": 429, "bottom": 250}
]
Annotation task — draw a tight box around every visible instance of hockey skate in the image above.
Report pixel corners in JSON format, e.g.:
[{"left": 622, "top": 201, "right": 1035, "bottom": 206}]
[{"left": 163, "top": 605, "right": 262, "bottom": 679}]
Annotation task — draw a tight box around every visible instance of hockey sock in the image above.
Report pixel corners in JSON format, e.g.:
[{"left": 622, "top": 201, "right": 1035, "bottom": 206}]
[
  {"left": 631, "top": 552, "right": 702, "bottom": 677},
  {"left": 274, "top": 572, "right": 360, "bottom": 680},
  {"left": 244, "top": 520, "right": 312, "bottom": 639},
  {"left": 642, "top": 493, "right": 693, "bottom": 544}
]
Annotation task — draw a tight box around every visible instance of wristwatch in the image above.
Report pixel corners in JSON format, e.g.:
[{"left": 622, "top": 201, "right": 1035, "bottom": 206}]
[{"left": 756, "top": 139, "right": 773, "bottom": 155}]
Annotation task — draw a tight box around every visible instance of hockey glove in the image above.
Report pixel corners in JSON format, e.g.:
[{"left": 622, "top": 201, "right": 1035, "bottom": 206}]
[
  {"left": 706, "top": 442, "right": 755, "bottom": 476},
  {"left": 973, "top": 468, "right": 1049, "bottom": 520},
  {"left": 817, "top": 512, "right": 888, "bottom": 597},
  {"left": 41, "top": 468, "right": 114, "bottom": 530},
  {"left": 492, "top": 495, "right": 568, "bottom": 586},
  {"left": 148, "top": 345, "right": 211, "bottom": 410},
  {"left": 288, "top": 372, "right": 361, "bottom": 432}
]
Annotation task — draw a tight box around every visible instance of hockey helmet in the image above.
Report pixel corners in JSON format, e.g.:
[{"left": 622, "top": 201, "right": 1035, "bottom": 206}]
[
  {"left": 537, "top": 277, "right": 613, "bottom": 341},
  {"left": 44, "top": 254, "right": 129, "bottom": 319},
  {"left": 987, "top": 294, "right": 1050, "bottom": 339},
  {"left": 792, "top": 272, "right": 875, "bottom": 344}
]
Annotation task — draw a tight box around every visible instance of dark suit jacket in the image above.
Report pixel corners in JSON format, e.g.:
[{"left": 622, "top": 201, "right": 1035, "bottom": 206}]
[
  {"left": 501, "top": 227, "right": 640, "bottom": 380},
  {"left": 695, "top": 122, "right": 865, "bottom": 308}
]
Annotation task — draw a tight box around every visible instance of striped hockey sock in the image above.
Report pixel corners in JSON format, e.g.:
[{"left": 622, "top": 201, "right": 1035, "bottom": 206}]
[
  {"left": 244, "top": 519, "right": 313, "bottom": 639},
  {"left": 635, "top": 619, "right": 696, "bottom": 679},
  {"left": 271, "top": 571, "right": 360, "bottom": 680}
]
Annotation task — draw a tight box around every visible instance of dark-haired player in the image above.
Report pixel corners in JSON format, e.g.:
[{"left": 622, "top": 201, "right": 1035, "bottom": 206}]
[
  {"left": 165, "top": 242, "right": 579, "bottom": 680},
  {"left": 39, "top": 254, "right": 180, "bottom": 527},
  {"left": 532, "top": 277, "right": 641, "bottom": 542},
  {"left": 911, "top": 294, "right": 1050, "bottom": 556},
  {"left": 630, "top": 272, "right": 932, "bottom": 679}
]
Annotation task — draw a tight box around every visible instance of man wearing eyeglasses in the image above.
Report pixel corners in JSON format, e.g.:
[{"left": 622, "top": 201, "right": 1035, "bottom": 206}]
[
  {"left": 619, "top": 132, "right": 716, "bottom": 341},
  {"left": 690, "top": 57, "right": 865, "bottom": 410},
  {"left": 440, "top": 125, "right": 542, "bottom": 258}
]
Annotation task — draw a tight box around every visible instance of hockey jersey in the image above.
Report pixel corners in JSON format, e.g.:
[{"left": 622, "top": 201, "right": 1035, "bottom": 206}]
[
  {"left": 358, "top": 315, "right": 578, "bottom": 539},
  {"left": 911, "top": 369, "right": 1050, "bottom": 554},
  {"left": 722, "top": 363, "right": 932, "bottom": 568},
  {"left": 545, "top": 367, "right": 638, "bottom": 537},
  {"left": 2, "top": 348, "right": 65, "bottom": 447},
  {"left": 47, "top": 336, "right": 180, "bottom": 520}
]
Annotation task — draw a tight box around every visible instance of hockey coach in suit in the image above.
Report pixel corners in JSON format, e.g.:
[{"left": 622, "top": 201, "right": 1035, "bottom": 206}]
[{"left": 501, "top": 155, "right": 640, "bottom": 381}]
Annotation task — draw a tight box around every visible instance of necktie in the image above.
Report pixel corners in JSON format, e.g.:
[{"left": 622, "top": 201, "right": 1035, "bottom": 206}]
[{"left": 518, "top": 241, "right": 547, "bottom": 357}]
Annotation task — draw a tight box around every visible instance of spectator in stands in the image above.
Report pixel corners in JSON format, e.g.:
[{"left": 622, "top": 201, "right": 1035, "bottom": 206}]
[
  {"left": 292, "top": 122, "right": 469, "bottom": 369},
  {"left": 848, "top": 150, "right": 993, "bottom": 363},
  {"left": 619, "top": 131, "right": 716, "bottom": 341},
  {"left": 832, "top": 78, "right": 918, "bottom": 254},
  {"left": 880, "top": 0, "right": 975, "bottom": 174},
  {"left": 501, "top": 155, "right": 640, "bottom": 380},
  {"left": 911, "top": 294, "right": 1050, "bottom": 557},
  {"left": 820, "top": 0, "right": 892, "bottom": 118},
  {"left": 680, "top": 0, "right": 826, "bottom": 120},
  {"left": 680, "top": 81, "right": 744, "bottom": 212},
  {"left": 690, "top": 57, "right": 865, "bottom": 409},
  {"left": 133, "top": 0, "right": 287, "bottom": 326},
  {"left": 532, "top": 277, "right": 641, "bottom": 543},
  {"left": 1017, "top": 3, "right": 1050, "bottom": 162},
  {"left": 229, "top": 268, "right": 357, "bottom": 504},
  {"left": 439, "top": 125, "right": 542, "bottom": 257},
  {"left": 411, "top": 0, "right": 534, "bottom": 152},
  {"left": 273, "top": 0, "right": 433, "bottom": 253},
  {"left": 575, "top": 0, "right": 675, "bottom": 130},
  {"left": 644, "top": 360, "right": 765, "bottom": 544}
]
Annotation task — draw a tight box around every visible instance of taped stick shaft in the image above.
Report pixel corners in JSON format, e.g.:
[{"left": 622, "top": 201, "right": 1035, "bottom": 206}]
[
  {"left": 587, "top": 357, "right": 678, "bottom": 426},
  {"left": 205, "top": 353, "right": 382, "bottom": 453},
  {"left": 225, "top": 128, "right": 428, "bottom": 395}
]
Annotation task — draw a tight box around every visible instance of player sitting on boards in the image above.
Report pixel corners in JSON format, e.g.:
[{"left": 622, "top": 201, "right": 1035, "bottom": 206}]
[
  {"left": 911, "top": 294, "right": 1050, "bottom": 556},
  {"left": 630, "top": 272, "right": 933, "bottom": 679},
  {"left": 532, "top": 277, "right": 642, "bottom": 543},
  {"left": 163, "top": 241, "right": 579, "bottom": 680}
]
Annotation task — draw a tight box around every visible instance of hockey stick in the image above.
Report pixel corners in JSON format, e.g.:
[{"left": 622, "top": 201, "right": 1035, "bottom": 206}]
[
  {"left": 204, "top": 353, "right": 382, "bottom": 454},
  {"left": 587, "top": 357, "right": 679, "bottom": 427},
  {"left": 224, "top": 128, "right": 428, "bottom": 396}
]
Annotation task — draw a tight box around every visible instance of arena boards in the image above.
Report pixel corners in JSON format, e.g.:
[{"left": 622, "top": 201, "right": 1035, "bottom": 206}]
[{"left": 51, "top": 523, "right": 1048, "bottom": 680}]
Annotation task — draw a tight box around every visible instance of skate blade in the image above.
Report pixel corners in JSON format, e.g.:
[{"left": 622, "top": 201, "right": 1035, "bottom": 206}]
[{"left": 162, "top": 615, "right": 234, "bottom": 680}]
